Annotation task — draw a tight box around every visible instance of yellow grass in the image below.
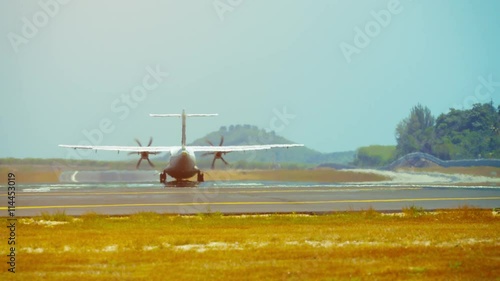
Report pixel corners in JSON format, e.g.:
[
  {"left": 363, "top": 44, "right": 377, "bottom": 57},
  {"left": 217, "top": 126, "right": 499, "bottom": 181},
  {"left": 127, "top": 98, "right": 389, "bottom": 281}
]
[
  {"left": 3, "top": 208, "right": 499, "bottom": 280},
  {"left": 3, "top": 163, "right": 499, "bottom": 184},
  {"left": 203, "top": 169, "right": 388, "bottom": 182},
  {"left": 0, "top": 166, "right": 60, "bottom": 183},
  {"left": 0, "top": 166, "right": 389, "bottom": 183}
]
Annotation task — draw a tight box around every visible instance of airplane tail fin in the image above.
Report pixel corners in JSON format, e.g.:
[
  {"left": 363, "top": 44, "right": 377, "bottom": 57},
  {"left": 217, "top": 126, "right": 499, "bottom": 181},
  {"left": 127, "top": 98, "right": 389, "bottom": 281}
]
[{"left": 149, "top": 110, "right": 218, "bottom": 147}]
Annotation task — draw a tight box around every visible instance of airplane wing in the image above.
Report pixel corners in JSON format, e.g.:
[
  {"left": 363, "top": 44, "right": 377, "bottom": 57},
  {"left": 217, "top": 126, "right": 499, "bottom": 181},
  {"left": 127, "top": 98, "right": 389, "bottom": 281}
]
[
  {"left": 59, "top": 144, "right": 303, "bottom": 153},
  {"left": 188, "top": 144, "right": 304, "bottom": 153},
  {"left": 58, "top": 145, "right": 180, "bottom": 153}
]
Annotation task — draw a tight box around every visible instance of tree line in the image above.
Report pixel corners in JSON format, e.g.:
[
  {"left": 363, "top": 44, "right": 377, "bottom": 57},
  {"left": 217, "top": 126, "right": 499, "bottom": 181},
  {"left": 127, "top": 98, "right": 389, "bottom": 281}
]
[
  {"left": 395, "top": 102, "right": 499, "bottom": 160},
  {"left": 355, "top": 102, "right": 499, "bottom": 167}
]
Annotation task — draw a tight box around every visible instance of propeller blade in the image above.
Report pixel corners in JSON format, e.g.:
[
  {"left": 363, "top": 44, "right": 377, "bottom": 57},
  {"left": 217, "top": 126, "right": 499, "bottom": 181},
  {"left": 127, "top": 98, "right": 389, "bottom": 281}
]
[
  {"left": 131, "top": 138, "right": 157, "bottom": 169},
  {"left": 211, "top": 157, "right": 216, "bottom": 169},
  {"left": 220, "top": 156, "right": 229, "bottom": 166},
  {"left": 205, "top": 135, "right": 229, "bottom": 169},
  {"left": 135, "top": 139, "right": 143, "bottom": 147}
]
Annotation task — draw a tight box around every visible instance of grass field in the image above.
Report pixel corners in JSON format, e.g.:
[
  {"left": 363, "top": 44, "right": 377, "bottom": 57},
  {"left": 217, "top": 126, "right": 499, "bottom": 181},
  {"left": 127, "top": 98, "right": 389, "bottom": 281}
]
[
  {"left": 3, "top": 208, "right": 499, "bottom": 280},
  {"left": 0, "top": 166, "right": 61, "bottom": 183},
  {"left": 203, "top": 169, "right": 389, "bottom": 182},
  {"left": 0, "top": 166, "right": 390, "bottom": 183},
  {"left": 2, "top": 164, "right": 498, "bottom": 184}
]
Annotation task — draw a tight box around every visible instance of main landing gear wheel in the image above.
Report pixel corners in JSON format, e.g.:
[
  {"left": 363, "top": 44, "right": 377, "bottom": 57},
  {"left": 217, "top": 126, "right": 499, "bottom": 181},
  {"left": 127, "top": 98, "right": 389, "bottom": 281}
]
[
  {"left": 197, "top": 172, "right": 204, "bottom": 182},
  {"left": 160, "top": 172, "right": 166, "bottom": 183}
]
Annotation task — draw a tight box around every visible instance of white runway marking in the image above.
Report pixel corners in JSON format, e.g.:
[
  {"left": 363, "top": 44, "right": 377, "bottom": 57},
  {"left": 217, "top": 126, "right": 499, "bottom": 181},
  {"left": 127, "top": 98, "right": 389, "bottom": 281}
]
[{"left": 70, "top": 171, "right": 79, "bottom": 183}]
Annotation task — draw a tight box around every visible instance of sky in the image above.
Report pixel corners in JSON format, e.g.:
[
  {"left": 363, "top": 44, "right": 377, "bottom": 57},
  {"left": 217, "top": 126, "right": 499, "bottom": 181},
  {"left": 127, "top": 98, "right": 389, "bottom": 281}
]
[{"left": 1, "top": 0, "right": 499, "bottom": 161}]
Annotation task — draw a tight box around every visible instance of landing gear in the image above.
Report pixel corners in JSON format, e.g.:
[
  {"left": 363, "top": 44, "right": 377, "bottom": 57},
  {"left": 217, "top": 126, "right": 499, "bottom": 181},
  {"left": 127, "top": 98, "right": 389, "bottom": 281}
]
[
  {"left": 197, "top": 171, "right": 204, "bottom": 182},
  {"left": 160, "top": 171, "right": 167, "bottom": 183}
]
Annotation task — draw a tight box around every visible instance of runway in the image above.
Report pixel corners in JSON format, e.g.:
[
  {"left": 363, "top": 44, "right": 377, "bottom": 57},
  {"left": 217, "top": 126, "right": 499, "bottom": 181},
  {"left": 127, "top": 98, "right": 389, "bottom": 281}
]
[{"left": 3, "top": 181, "right": 500, "bottom": 216}]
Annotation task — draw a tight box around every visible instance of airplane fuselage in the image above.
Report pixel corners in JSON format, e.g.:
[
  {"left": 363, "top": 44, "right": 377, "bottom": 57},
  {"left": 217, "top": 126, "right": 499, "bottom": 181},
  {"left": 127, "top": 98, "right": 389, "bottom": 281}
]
[{"left": 164, "top": 147, "right": 199, "bottom": 180}]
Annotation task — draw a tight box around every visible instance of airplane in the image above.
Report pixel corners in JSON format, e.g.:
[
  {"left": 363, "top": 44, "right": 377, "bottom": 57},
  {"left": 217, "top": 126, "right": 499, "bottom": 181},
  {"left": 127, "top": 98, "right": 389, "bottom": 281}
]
[{"left": 59, "top": 110, "right": 304, "bottom": 185}]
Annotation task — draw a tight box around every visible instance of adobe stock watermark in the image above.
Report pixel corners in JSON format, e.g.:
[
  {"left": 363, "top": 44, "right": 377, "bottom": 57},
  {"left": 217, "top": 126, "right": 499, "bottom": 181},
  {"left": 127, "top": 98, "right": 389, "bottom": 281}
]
[
  {"left": 213, "top": 0, "right": 244, "bottom": 21},
  {"left": 453, "top": 74, "right": 499, "bottom": 109},
  {"left": 339, "top": 0, "right": 410, "bottom": 64},
  {"left": 64, "top": 65, "right": 169, "bottom": 160},
  {"left": 7, "top": 0, "right": 72, "bottom": 54},
  {"left": 269, "top": 106, "right": 296, "bottom": 133}
]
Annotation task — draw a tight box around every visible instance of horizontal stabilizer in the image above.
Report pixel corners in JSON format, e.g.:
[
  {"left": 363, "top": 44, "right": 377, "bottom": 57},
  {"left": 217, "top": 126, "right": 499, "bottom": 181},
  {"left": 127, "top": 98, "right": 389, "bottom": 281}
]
[
  {"left": 150, "top": 113, "right": 218, "bottom": 117},
  {"left": 151, "top": 110, "right": 218, "bottom": 147}
]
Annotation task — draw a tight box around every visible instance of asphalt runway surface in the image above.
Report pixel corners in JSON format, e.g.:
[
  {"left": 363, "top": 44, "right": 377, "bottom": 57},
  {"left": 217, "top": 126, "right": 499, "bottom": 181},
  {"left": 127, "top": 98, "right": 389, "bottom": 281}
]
[{"left": 3, "top": 181, "right": 499, "bottom": 216}]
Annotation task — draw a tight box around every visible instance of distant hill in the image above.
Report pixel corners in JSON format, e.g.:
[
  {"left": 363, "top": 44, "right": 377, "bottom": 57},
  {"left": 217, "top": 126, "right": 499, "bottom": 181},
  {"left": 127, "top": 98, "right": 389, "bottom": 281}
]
[{"left": 159, "top": 125, "right": 354, "bottom": 168}]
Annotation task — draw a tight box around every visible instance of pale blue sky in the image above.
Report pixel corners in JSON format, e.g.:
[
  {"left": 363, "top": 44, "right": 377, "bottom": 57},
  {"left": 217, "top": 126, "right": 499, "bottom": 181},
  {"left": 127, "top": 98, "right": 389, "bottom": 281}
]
[{"left": 1, "top": 0, "right": 499, "bottom": 160}]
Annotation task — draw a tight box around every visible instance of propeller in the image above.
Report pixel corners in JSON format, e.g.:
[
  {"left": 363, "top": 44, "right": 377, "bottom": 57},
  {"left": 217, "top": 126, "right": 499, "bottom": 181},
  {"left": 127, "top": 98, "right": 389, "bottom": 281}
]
[
  {"left": 201, "top": 136, "right": 229, "bottom": 169},
  {"left": 128, "top": 137, "right": 159, "bottom": 169}
]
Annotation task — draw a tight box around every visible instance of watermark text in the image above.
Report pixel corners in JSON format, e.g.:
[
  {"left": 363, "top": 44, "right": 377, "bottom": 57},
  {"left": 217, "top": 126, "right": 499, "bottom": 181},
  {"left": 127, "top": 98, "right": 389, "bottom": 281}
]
[
  {"left": 8, "top": 0, "right": 72, "bottom": 53},
  {"left": 7, "top": 173, "right": 16, "bottom": 273}
]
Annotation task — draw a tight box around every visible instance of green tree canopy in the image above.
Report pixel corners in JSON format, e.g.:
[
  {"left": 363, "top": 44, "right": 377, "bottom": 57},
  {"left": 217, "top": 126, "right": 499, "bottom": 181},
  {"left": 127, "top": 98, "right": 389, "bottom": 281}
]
[
  {"left": 395, "top": 104, "right": 435, "bottom": 157},
  {"left": 395, "top": 102, "right": 499, "bottom": 160},
  {"left": 433, "top": 102, "right": 499, "bottom": 159}
]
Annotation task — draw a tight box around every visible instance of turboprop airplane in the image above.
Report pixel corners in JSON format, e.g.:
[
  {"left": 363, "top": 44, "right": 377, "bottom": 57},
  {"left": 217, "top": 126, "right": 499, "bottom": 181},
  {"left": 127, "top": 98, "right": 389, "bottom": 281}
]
[{"left": 59, "top": 110, "right": 303, "bottom": 184}]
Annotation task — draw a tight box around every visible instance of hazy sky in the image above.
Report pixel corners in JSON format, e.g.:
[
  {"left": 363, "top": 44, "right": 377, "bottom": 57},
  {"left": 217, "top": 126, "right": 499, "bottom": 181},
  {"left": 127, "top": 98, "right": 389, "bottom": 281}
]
[{"left": 1, "top": 0, "right": 499, "bottom": 161}]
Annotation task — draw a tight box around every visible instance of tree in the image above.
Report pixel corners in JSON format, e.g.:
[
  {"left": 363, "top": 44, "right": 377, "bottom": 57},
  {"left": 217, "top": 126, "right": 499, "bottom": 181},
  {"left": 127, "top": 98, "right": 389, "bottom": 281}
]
[
  {"left": 395, "top": 104, "right": 435, "bottom": 157},
  {"left": 433, "top": 102, "right": 499, "bottom": 159}
]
